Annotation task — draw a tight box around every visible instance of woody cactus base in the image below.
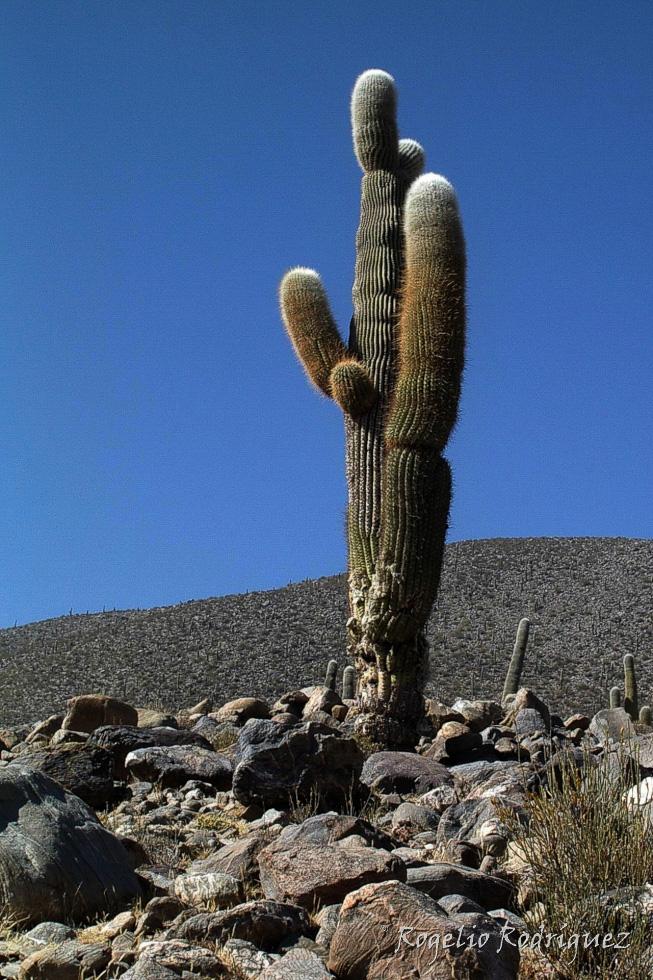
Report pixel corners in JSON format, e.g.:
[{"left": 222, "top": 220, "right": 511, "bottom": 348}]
[{"left": 280, "top": 70, "right": 465, "bottom": 747}]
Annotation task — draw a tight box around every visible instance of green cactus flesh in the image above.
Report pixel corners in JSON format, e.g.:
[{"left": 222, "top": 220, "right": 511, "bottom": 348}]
[
  {"left": 609, "top": 686, "right": 622, "bottom": 709},
  {"left": 342, "top": 665, "right": 356, "bottom": 701},
  {"left": 324, "top": 659, "right": 338, "bottom": 692},
  {"left": 280, "top": 70, "right": 465, "bottom": 747},
  {"left": 502, "top": 618, "right": 530, "bottom": 705},
  {"left": 624, "top": 654, "right": 639, "bottom": 721}
]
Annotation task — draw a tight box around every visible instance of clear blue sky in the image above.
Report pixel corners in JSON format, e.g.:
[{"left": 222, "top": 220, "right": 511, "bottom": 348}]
[{"left": 2, "top": 1, "right": 651, "bottom": 627}]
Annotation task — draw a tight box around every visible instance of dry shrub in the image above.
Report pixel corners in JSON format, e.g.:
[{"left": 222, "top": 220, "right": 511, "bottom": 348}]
[{"left": 508, "top": 742, "right": 653, "bottom": 978}]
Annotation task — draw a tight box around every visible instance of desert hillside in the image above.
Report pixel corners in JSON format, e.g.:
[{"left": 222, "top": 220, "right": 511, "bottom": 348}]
[{"left": 1, "top": 536, "right": 651, "bottom": 727}]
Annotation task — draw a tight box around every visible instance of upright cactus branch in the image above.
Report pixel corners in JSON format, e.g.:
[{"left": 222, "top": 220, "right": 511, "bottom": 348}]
[
  {"left": 324, "top": 659, "right": 338, "bottom": 692},
  {"left": 624, "top": 654, "right": 639, "bottom": 721},
  {"left": 280, "top": 70, "right": 465, "bottom": 747},
  {"left": 609, "top": 686, "right": 622, "bottom": 709},
  {"left": 342, "top": 665, "right": 356, "bottom": 701},
  {"left": 639, "top": 705, "right": 652, "bottom": 727},
  {"left": 502, "top": 618, "right": 530, "bottom": 706}
]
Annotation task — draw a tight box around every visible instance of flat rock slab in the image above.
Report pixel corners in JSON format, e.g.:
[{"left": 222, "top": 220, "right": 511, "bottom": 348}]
[
  {"left": 327, "top": 880, "right": 519, "bottom": 979},
  {"left": 0, "top": 764, "right": 141, "bottom": 925},
  {"left": 361, "top": 752, "right": 454, "bottom": 796},
  {"left": 124, "top": 744, "right": 232, "bottom": 789}
]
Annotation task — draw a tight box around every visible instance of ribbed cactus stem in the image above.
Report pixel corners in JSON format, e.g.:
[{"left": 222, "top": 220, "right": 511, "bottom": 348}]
[
  {"left": 502, "top": 618, "right": 530, "bottom": 705},
  {"left": 342, "top": 665, "right": 356, "bottom": 700},
  {"left": 639, "top": 705, "right": 652, "bottom": 726},
  {"left": 609, "top": 686, "right": 622, "bottom": 709},
  {"left": 624, "top": 654, "right": 639, "bottom": 721},
  {"left": 324, "top": 659, "right": 338, "bottom": 692},
  {"left": 280, "top": 69, "right": 465, "bottom": 748}
]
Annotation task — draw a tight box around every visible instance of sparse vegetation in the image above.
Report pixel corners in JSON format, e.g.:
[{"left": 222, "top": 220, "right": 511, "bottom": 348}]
[
  {"left": 2, "top": 538, "right": 649, "bottom": 727},
  {"left": 505, "top": 743, "right": 653, "bottom": 978}
]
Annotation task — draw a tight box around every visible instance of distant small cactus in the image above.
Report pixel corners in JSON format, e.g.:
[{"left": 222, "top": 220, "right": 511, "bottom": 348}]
[
  {"left": 324, "top": 659, "right": 338, "bottom": 692},
  {"left": 623, "top": 654, "right": 639, "bottom": 721},
  {"left": 502, "top": 618, "right": 530, "bottom": 706},
  {"left": 342, "top": 665, "right": 356, "bottom": 700},
  {"left": 609, "top": 686, "right": 622, "bottom": 709},
  {"left": 639, "top": 705, "right": 652, "bottom": 726}
]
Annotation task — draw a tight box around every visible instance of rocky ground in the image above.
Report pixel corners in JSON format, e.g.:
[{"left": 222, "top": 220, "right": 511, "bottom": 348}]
[
  {"left": 1, "top": 684, "right": 652, "bottom": 978},
  {"left": 1, "top": 537, "right": 651, "bottom": 727}
]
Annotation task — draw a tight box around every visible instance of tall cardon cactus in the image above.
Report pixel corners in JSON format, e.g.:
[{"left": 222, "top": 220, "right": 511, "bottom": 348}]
[{"left": 280, "top": 70, "right": 465, "bottom": 747}]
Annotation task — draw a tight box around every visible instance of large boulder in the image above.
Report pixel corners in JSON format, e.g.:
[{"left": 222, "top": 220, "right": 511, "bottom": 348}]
[
  {"left": 61, "top": 694, "right": 138, "bottom": 733},
  {"left": 0, "top": 764, "right": 141, "bottom": 924},
  {"left": 88, "top": 725, "right": 212, "bottom": 778},
  {"left": 19, "top": 744, "right": 116, "bottom": 810},
  {"left": 258, "top": 815, "right": 405, "bottom": 909},
  {"left": 213, "top": 698, "right": 271, "bottom": 725},
  {"left": 124, "top": 744, "right": 232, "bottom": 789},
  {"left": 232, "top": 720, "right": 364, "bottom": 809},
  {"left": 327, "top": 880, "right": 519, "bottom": 978},
  {"left": 589, "top": 708, "right": 636, "bottom": 744},
  {"left": 360, "top": 752, "right": 454, "bottom": 796}
]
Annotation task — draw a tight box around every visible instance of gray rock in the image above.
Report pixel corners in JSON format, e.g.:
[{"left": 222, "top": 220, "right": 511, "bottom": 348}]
[
  {"left": 221, "top": 938, "right": 278, "bottom": 978},
  {"left": 450, "top": 699, "right": 503, "bottom": 732},
  {"left": 437, "top": 893, "right": 486, "bottom": 914},
  {"left": 19, "top": 744, "right": 116, "bottom": 810},
  {"left": 173, "top": 871, "right": 242, "bottom": 909},
  {"left": 125, "top": 744, "right": 232, "bottom": 789},
  {"left": 514, "top": 708, "right": 547, "bottom": 737},
  {"left": 391, "top": 802, "right": 439, "bottom": 836},
  {"left": 590, "top": 707, "right": 636, "bottom": 744},
  {"left": 406, "top": 863, "right": 514, "bottom": 910},
  {"left": 360, "top": 751, "right": 453, "bottom": 796},
  {"left": 260, "top": 947, "right": 334, "bottom": 979},
  {"left": 232, "top": 720, "right": 363, "bottom": 809},
  {"left": 169, "top": 899, "right": 310, "bottom": 951},
  {"left": 18, "top": 939, "right": 111, "bottom": 978},
  {"left": 89, "top": 725, "right": 212, "bottom": 778},
  {"left": 258, "top": 823, "right": 406, "bottom": 909},
  {"left": 315, "top": 904, "right": 341, "bottom": 949},
  {"left": 0, "top": 764, "right": 141, "bottom": 924},
  {"left": 24, "top": 923, "right": 75, "bottom": 946},
  {"left": 424, "top": 722, "right": 483, "bottom": 762}
]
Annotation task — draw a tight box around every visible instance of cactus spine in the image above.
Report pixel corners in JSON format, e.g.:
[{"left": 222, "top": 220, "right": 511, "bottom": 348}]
[
  {"left": 324, "top": 659, "right": 338, "bottom": 692},
  {"left": 609, "top": 686, "right": 622, "bottom": 709},
  {"left": 342, "top": 665, "right": 356, "bottom": 701},
  {"left": 623, "top": 654, "right": 639, "bottom": 721},
  {"left": 639, "top": 705, "right": 652, "bottom": 726},
  {"left": 502, "top": 618, "right": 530, "bottom": 706},
  {"left": 280, "top": 70, "right": 465, "bottom": 747}
]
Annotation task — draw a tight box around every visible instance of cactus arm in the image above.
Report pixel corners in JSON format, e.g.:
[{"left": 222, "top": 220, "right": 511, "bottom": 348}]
[
  {"left": 385, "top": 175, "right": 466, "bottom": 452},
  {"left": 279, "top": 268, "right": 377, "bottom": 416},
  {"left": 609, "top": 686, "right": 622, "bottom": 709}
]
